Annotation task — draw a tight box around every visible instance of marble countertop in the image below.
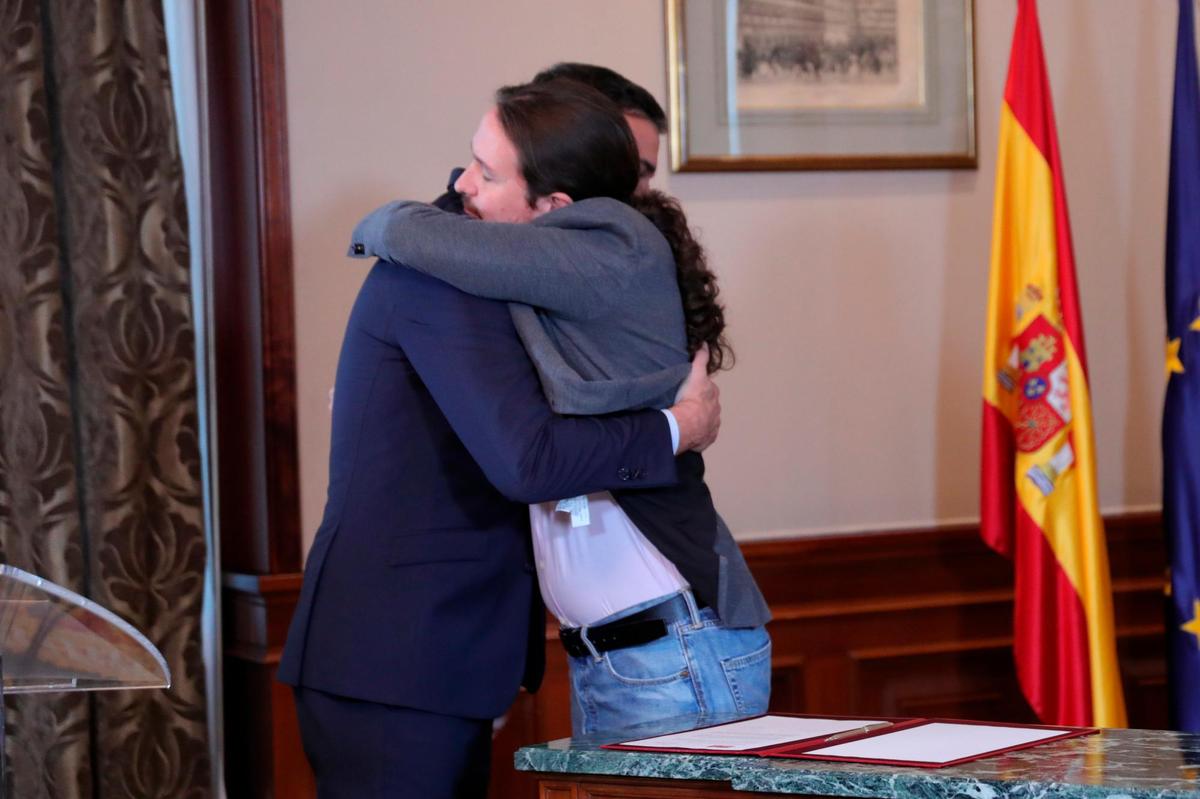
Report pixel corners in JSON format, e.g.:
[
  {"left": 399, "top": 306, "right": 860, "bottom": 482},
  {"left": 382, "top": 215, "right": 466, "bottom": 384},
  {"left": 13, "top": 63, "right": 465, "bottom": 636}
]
[{"left": 515, "top": 715, "right": 1200, "bottom": 798}]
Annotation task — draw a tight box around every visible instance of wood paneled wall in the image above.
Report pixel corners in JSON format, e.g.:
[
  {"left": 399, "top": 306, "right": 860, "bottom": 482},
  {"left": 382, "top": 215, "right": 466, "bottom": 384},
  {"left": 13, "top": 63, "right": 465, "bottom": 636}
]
[{"left": 489, "top": 512, "right": 1168, "bottom": 798}]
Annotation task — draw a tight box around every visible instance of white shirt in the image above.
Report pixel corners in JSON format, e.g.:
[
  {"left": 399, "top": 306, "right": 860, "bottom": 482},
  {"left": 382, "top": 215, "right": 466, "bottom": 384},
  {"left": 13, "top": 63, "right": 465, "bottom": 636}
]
[
  {"left": 530, "top": 492, "right": 688, "bottom": 628},
  {"left": 530, "top": 408, "right": 688, "bottom": 628}
]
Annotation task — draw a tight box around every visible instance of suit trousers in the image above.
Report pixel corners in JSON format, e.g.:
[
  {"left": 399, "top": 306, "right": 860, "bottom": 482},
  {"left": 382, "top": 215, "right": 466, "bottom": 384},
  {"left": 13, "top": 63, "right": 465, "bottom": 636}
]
[{"left": 294, "top": 686, "right": 492, "bottom": 798}]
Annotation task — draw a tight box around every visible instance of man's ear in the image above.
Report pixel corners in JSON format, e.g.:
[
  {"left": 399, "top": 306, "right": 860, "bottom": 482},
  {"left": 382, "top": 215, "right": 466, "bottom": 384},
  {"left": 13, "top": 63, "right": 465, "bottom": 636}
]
[{"left": 532, "top": 191, "right": 573, "bottom": 217}]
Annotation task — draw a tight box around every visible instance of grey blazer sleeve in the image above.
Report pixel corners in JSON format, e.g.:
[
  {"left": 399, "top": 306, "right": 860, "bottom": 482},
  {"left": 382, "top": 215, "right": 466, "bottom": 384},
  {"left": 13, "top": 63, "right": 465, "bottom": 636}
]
[
  {"left": 348, "top": 198, "right": 652, "bottom": 320},
  {"left": 509, "top": 305, "right": 690, "bottom": 414}
]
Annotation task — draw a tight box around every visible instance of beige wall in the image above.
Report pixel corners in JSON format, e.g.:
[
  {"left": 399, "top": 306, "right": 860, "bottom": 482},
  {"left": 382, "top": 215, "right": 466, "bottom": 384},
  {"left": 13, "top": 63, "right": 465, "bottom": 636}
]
[{"left": 283, "top": 1, "right": 1175, "bottom": 553}]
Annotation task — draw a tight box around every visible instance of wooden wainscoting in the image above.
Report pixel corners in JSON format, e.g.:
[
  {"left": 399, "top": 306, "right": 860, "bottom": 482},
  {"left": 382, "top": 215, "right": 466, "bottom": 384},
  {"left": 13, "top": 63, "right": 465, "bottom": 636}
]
[
  {"left": 487, "top": 512, "right": 1168, "bottom": 798},
  {"left": 223, "top": 572, "right": 314, "bottom": 798}
]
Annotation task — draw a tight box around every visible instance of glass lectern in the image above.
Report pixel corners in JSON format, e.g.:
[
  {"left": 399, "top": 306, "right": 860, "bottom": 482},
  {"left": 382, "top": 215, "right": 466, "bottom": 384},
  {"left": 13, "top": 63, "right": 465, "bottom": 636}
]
[{"left": 0, "top": 564, "right": 171, "bottom": 797}]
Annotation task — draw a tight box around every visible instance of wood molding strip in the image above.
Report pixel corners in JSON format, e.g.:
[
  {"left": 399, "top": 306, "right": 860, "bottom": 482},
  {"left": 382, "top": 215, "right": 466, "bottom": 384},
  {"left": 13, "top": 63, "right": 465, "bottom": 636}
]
[{"left": 246, "top": 0, "right": 301, "bottom": 574}]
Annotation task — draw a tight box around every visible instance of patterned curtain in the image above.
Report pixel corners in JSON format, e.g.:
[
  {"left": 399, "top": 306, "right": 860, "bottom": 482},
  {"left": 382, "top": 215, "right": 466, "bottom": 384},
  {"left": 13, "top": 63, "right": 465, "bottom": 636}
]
[{"left": 0, "top": 0, "right": 209, "bottom": 796}]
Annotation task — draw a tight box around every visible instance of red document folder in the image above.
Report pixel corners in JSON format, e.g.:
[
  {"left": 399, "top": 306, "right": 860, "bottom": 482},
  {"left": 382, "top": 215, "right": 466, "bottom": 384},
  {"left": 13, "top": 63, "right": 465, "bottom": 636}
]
[{"left": 602, "top": 713, "right": 1095, "bottom": 769}]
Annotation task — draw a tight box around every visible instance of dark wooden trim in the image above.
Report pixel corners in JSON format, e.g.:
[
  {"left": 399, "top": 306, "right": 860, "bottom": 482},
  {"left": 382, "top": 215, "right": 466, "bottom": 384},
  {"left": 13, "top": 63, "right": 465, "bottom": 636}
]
[
  {"left": 206, "top": 0, "right": 266, "bottom": 573},
  {"left": 246, "top": 0, "right": 302, "bottom": 575},
  {"left": 223, "top": 571, "right": 304, "bottom": 663},
  {"left": 204, "top": 1, "right": 306, "bottom": 795},
  {"left": 206, "top": 0, "right": 300, "bottom": 577},
  {"left": 222, "top": 570, "right": 313, "bottom": 797}
]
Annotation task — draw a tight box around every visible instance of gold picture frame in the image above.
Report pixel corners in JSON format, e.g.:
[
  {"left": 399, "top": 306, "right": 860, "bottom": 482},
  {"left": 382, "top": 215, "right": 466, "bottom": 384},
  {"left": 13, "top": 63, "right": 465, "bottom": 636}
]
[{"left": 667, "top": 0, "right": 977, "bottom": 172}]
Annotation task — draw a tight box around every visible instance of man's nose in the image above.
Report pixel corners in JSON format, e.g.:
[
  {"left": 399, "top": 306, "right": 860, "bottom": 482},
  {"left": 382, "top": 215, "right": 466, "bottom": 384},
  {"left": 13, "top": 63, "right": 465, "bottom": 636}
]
[{"left": 454, "top": 167, "right": 474, "bottom": 195}]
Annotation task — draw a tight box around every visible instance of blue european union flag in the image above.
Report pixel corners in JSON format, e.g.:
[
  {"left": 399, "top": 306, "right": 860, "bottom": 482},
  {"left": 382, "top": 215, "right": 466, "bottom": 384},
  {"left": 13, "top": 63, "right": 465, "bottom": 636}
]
[{"left": 1165, "top": 0, "right": 1200, "bottom": 734}]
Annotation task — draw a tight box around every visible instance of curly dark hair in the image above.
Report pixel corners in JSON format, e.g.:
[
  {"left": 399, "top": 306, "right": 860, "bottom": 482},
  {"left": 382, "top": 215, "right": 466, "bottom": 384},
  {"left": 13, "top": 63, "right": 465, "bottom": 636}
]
[
  {"left": 496, "top": 81, "right": 732, "bottom": 374},
  {"left": 630, "top": 191, "right": 732, "bottom": 374}
]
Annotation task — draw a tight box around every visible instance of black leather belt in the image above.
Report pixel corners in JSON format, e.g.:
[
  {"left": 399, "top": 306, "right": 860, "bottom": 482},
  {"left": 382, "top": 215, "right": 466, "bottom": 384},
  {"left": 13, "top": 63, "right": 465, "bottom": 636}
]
[{"left": 559, "top": 593, "right": 702, "bottom": 659}]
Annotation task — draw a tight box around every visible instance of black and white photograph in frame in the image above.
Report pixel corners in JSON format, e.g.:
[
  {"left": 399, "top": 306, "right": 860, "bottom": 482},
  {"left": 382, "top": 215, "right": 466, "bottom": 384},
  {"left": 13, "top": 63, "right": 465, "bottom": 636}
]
[
  {"left": 735, "top": 0, "right": 925, "bottom": 112},
  {"left": 666, "top": 0, "right": 976, "bottom": 171}
]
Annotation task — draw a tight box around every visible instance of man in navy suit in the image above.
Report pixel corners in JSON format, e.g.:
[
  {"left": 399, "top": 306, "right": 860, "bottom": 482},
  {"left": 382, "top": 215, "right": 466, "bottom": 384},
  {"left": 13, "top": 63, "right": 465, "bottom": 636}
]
[{"left": 278, "top": 178, "right": 719, "bottom": 795}]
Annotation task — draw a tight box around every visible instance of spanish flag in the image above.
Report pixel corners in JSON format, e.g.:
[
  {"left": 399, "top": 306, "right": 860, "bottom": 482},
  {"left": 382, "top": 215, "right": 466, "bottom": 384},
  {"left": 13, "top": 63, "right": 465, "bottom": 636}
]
[{"left": 980, "top": 0, "right": 1127, "bottom": 728}]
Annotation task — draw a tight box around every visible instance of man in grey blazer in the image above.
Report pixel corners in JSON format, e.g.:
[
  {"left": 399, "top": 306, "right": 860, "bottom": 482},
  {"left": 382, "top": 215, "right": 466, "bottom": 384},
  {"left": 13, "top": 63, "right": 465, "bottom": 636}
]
[{"left": 531, "top": 62, "right": 668, "bottom": 194}]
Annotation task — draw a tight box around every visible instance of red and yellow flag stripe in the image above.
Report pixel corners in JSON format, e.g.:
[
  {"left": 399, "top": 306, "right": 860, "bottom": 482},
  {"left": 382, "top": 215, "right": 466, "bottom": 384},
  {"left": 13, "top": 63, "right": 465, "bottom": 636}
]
[{"left": 980, "top": 0, "right": 1127, "bottom": 728}]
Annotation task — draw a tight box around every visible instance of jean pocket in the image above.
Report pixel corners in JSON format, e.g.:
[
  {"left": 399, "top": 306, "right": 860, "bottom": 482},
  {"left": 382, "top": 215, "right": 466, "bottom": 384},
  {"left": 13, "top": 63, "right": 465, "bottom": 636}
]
[
  {"left": 720, "top": 632, "right": 772, "bottom": 715},
  {"left": 601, "top": 632, "right": 690, "bottom": 686}
]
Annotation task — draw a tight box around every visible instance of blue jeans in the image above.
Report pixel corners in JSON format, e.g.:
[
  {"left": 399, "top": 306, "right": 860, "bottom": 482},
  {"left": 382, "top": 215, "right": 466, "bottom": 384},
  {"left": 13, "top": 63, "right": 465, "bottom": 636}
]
[{"left": 566, "top": 591, "right": 772, "bottom": 736}]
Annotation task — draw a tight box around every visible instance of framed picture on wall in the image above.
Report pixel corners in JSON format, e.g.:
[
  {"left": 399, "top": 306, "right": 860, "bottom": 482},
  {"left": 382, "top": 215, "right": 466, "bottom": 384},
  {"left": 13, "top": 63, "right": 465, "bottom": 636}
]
[{"left": 666, "top": 0, "right": 977, "bottom": 171}]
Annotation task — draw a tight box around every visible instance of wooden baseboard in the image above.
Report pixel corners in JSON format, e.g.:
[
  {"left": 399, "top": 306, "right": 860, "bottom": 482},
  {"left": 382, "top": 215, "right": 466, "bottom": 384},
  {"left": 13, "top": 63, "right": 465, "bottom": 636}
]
[
  {"left": 222, "top": 571, "right": 315, "bottom": 798},
  {"left": 216, "top": 515, "right": 1166, "bottom": 798}
]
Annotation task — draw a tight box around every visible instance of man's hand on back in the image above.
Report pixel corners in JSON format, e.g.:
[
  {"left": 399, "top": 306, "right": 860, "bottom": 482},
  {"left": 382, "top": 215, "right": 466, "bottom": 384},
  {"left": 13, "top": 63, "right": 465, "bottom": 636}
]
[{"left": 669, "top": 347, "right": 721, "bottom": 454}]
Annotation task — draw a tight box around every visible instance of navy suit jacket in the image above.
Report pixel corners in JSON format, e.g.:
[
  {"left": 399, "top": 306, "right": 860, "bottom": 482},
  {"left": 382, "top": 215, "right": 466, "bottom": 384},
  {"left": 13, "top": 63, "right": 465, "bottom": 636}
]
[{"left": 277, "top": 263, "right": 677, "bottom": 719}]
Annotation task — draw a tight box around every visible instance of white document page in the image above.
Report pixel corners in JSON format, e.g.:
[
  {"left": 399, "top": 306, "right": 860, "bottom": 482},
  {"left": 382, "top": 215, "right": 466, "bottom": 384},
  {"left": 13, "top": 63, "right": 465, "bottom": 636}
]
[
  {"left": 804, "top": 722, "right": 1066, "bottom": 764},
  {"left": 622, "top": 715, "right": 888, "bottom": 752}
]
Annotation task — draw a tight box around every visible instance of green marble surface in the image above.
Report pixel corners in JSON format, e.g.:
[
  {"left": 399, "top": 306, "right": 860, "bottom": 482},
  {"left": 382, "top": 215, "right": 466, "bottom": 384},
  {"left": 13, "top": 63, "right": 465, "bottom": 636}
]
[{"left": 514, "top": 715, "right": 1200, "bottom": 798}]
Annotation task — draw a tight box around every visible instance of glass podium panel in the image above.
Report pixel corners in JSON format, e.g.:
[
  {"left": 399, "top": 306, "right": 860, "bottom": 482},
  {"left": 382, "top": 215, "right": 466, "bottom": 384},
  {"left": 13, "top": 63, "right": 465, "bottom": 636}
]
[{"left": 0, "top": 564, "right": 170, "bottom": 694}]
